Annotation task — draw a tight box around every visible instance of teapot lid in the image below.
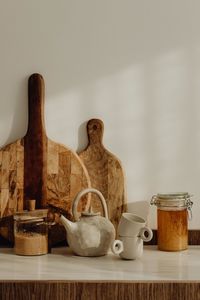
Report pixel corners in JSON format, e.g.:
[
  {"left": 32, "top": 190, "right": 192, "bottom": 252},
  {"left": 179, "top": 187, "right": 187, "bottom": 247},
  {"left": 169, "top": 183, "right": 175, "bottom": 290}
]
[
  {"left": 81, "top": 212, "right": 101, "bottom": 217},
  {"left": 14, "top": 209, "right": 48, "bottom": 221},
  {"left": 81, "top": 206, "right": 101, "bottom": 217}
]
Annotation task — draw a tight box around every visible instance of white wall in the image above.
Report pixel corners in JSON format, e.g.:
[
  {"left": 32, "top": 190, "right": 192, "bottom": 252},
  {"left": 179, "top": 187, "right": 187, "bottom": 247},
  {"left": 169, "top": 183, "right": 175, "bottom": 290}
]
[{"left": 0, "top": 0, "right": 200, "bottom": 228}]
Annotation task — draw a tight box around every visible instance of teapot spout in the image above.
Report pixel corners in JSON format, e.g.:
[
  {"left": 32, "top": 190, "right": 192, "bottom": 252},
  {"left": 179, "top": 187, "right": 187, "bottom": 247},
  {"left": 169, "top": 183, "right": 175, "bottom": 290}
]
[{"left": 60, "top": 215, "right": 76, "bottom": 235}]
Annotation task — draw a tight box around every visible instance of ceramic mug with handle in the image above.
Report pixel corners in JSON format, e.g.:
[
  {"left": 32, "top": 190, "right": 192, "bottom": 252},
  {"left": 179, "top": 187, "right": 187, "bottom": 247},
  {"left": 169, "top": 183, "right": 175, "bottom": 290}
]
[
  {"left": 111, "top": 236, "right": 143, "bottom": 260},
  {"left": 111, "top": 232, "right": 152, "bottom": 260},
  {"left": 118, "top": 212, "right": 153, "bottom": 239}
]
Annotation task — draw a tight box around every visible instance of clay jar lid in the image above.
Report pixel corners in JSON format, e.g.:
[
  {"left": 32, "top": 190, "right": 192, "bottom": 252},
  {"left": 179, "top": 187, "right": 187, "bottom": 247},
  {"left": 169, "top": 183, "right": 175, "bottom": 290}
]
[{"left": 14, "top": 209, "right": 48, "bottom": 221}]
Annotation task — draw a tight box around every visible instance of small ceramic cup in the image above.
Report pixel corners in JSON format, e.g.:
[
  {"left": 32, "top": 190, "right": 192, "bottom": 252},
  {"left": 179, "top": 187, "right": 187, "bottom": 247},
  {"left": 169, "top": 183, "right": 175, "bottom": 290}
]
[
  {"left": 118, "top": 212, "right": 152, "bottom": 239},
  {"left": 111, "top": 236, "right": 144, "bottom": 260}
]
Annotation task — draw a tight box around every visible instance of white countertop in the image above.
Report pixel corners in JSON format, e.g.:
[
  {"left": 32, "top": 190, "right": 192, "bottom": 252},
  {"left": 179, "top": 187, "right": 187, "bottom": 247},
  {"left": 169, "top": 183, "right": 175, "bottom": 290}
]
[{"left": 1, "top": 246, "right": 200, "bottom": 281}]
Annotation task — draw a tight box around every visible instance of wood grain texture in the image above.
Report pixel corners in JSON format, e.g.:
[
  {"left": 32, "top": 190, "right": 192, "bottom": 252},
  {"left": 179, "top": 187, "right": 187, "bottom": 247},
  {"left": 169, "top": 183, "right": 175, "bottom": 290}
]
[
  {"left": 79, "top": 119, "right": 127, "bottom": 231},
  {"left": 0, "top": 141, "right": 24, "bottom": 219},
  {"left": 24, "top": 74, "right": 47, "bottom": 208},
  {"left": 0, "top": 74, "right": 91, "bottom": 244},
  {"left": 1, "top": 281, "right": 200, "bottom": 300}
]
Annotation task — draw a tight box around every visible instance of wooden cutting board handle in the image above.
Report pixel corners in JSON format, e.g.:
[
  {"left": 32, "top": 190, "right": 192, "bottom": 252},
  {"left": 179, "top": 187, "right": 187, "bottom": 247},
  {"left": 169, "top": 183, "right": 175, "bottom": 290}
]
[
  {"left": 87, "top": 119, "right": 104, "bottom": 146},
  {"left": 24, "top": 73, "right": 47, "bottom": 209},
  {"left": 26, "top": 73, "right": 46, "bottom": 138},
  {"left": 79, "top": 118, "right": 127, "bottom": 230}
]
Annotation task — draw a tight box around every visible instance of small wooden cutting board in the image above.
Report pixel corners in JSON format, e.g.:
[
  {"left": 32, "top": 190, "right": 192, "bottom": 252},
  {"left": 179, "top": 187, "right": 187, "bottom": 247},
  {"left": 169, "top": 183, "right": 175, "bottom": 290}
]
[
  {"left": 78, "top": 119, "right": 127, "bottom": 231},
  {"left": 0, "top": 74, "right": 91, "bottom": 243}
]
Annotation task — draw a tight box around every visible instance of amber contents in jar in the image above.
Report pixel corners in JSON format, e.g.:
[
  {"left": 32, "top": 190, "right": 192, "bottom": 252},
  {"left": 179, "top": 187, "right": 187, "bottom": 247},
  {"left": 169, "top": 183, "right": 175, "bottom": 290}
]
[
  {"left": 14, "top": 210, "right": 49, "bottom": 256},
  {"left": 15, "top": 232, "right": 48, "bottom": 256},
  {"left": 157, "top": 208, "right": 188, "bottom": 251}
]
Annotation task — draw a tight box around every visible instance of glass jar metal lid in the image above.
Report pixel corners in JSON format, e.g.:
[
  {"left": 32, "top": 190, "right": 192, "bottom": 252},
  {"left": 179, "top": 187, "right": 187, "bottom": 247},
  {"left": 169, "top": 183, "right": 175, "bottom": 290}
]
[{"left": 150, "top": 192, "right": 193, "bottom": 209}]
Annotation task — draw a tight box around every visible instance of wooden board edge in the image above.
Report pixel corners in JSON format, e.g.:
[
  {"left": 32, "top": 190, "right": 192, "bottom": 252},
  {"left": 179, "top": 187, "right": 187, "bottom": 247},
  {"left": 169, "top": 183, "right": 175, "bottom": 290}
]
[
  {"left": 1, "top": 229, "right": 200, "bottom": 247},
  {"left": 144, "top": 229, "right": 200, "bottom": 246}
]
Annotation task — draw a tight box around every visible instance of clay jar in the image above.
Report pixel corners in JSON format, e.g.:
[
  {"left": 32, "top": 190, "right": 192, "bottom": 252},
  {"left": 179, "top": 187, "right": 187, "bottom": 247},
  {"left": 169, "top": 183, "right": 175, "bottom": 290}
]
[{"left": 14, "top": 210, "right": 48, "bottom": 256}]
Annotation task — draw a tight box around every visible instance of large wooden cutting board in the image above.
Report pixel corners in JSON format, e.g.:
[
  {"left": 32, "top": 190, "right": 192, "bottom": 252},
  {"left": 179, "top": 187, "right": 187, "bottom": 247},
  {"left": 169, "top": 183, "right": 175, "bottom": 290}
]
[
  {"left": 0, "top": 73, "right": 90, "bottom": 243},
  {"left": 78, "top": 119, "right": 127, "bottom": 231}
]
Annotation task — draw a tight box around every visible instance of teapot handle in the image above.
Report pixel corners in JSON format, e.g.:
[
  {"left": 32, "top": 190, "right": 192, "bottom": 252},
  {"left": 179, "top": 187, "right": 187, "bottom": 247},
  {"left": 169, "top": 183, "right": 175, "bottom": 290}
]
[{"left": 72, "top": 188, "right": 108, "bottom": 221}]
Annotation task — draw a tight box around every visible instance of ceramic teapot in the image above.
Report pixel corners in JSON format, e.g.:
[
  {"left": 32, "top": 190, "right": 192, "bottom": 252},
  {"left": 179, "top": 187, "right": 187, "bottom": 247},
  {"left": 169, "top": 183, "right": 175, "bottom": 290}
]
[{"left": 60, "top": 188, "right": 116, "bottom": 257}]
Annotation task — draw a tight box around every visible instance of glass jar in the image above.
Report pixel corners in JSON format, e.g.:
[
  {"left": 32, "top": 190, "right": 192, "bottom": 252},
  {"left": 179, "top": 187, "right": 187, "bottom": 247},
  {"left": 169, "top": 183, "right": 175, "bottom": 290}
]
[
  {"left": 14, "top": 209, "right": 48, "bottom": 256},
  {"left": 150, "top": 193, "right": 193, "bottom": 251}
]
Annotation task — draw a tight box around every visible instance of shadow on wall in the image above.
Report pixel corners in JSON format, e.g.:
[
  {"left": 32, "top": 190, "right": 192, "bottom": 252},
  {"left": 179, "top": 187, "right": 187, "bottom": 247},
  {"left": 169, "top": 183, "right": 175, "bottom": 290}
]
[
  {"left": 77, "top": 121, "right": 88, "bottom": 153},
  {"left": 0, "top": 1, "right": 200, "bottom": 146},
  {"left": 0, "top": 76, "right": 28, "bottom": 147},
  {"left": 127, "top": 201, "right": 150, "bottom": 223},
  {"left": 0, "top": 3, "right": 200, "bottom": 104},
  {"left": 1, "top": 1, "right": 200, "bottom": 230}
]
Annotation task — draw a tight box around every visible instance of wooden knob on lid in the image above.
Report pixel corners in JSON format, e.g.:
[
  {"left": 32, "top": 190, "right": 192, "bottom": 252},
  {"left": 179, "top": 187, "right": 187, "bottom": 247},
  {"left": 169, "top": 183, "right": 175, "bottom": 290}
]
[{"left": 27, "top": 199, "right": 36, "bottom": 211}]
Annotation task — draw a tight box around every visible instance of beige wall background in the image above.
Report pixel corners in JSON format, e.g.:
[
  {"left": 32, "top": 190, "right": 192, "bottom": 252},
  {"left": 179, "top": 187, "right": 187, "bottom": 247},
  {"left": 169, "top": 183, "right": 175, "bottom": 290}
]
[{"left": 0, "top": 0, "right": 200, "bottom": 228}]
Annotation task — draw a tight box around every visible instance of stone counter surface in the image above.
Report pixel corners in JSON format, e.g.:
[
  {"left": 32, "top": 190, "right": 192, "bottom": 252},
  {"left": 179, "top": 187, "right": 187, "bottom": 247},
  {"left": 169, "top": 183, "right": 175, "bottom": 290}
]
[{"left": 1, "top": 246, "right": 200, "bottom": 299}]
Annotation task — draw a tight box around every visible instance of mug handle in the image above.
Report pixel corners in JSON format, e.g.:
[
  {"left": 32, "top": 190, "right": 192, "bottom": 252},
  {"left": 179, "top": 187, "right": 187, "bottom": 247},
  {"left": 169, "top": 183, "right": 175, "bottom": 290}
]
[
  {"left": 139, "top": 227, "right": 153, "bottom": 242},
  {"left": 111, "top": 240, "right": 124, "bottom": 255}
]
